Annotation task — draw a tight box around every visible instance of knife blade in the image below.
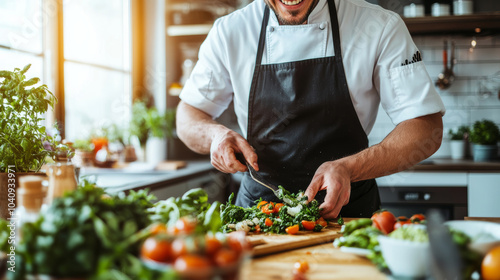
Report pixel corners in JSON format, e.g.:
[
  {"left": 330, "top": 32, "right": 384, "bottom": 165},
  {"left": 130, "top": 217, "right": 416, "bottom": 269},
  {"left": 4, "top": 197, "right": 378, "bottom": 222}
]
[{"left": 427, "top": 209, "right": 463, "bottom": 280}]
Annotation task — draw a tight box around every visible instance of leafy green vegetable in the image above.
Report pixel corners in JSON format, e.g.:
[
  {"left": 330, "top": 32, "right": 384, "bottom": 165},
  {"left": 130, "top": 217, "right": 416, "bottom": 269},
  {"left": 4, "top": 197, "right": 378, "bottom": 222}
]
[
  {"left": 220, "top": 187, "right": 323, "bottom": 234},
  {"left": 389, "top": 226, "right": 428, "bottom": 242},
  {"left": 148, "top": 188, "right": 221, "bottom": 233},
  {"left": 0, "top": 64, "right": 56, "bottom": 172},
  {"left": 9, "top": 180, "right": 168, "bottom": 279}
]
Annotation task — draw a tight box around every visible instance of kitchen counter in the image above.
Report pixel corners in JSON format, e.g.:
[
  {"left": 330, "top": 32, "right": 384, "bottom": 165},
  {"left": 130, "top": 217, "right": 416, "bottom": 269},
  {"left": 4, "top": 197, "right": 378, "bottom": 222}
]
[
  {"left": 412, "top": 159, "right": 500, "bottom": 172},
  {"left": 78, "top": 160, "right": 217, "bottom": 193},
  {"left": 240, "top": 243, "right": 387, "bottom": 280}
]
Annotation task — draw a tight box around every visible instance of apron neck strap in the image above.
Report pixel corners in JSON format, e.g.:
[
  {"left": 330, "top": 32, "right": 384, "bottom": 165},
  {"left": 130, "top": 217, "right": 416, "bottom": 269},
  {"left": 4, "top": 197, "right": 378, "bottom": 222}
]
[
  {"left": 255, "top": 6, "right": 270, "bottom": 67},
  {"left": 327, "top": 0, "right": 343, "bottom": 62}
]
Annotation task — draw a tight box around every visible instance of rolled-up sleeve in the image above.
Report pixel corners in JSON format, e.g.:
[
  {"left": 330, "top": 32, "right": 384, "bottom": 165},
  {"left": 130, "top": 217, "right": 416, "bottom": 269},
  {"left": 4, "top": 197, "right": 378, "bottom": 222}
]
[
  {"left": 179, "top": 19, "right": 234, "bottom": 118},
  {"left": 373, "top": 14, "right": 445, "bottom": 125}
]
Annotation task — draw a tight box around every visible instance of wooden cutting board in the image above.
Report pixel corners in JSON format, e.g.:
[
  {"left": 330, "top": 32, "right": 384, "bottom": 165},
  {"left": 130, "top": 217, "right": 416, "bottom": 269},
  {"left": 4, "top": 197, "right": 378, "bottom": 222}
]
[{"left": 247, "top": 220, "right": 351, "bottom": 257}]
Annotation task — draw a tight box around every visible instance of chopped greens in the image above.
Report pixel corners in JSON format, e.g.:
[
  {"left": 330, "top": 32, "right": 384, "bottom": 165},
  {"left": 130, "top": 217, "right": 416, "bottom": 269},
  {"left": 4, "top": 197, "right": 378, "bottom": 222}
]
[{"left": 220, "top": 186, "right": 324, "bottom": 234}]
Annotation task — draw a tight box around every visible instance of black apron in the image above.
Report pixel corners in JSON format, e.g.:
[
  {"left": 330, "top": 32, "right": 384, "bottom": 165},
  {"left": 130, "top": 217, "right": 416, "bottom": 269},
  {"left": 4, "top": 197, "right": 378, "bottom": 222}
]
[{"left": 235, "top": 0, "right": 381, "bottom": 218}]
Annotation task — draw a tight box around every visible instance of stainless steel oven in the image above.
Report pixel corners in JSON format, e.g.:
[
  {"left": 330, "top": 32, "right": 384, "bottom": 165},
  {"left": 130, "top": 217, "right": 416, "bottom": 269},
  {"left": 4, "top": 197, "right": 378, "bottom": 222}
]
[{"left": 378, "top": 186, "right": 468, "bottom": 221}]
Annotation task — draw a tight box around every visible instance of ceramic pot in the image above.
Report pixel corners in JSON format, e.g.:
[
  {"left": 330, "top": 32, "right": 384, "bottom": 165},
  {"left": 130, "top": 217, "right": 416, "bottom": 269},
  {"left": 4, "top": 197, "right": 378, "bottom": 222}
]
[
  {"left": 473, "top": 144, "right": 498, "bottom": 162},
  {"left": 450, "top": 140, "right": 466, "bottom": 160}
]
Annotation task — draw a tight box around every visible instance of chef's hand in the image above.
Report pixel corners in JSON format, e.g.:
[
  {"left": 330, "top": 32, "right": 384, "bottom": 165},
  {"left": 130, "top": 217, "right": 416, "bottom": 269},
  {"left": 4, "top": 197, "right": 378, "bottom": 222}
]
[
  {"left": 304, "top": 161, "right": 351, "bottom": 219},
  {"left": 210, "top": 127, "right": 259, "bottom": 174}
]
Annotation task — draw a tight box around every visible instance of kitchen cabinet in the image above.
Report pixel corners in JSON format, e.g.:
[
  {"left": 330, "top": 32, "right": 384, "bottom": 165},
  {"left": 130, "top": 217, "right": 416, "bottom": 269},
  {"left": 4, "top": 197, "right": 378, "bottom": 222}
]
[{"left": 468, "top": 173, "right": 500, "bottom": 217}]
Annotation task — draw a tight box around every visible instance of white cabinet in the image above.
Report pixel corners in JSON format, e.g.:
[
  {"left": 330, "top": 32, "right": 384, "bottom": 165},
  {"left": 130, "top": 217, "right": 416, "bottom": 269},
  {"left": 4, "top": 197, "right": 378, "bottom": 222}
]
[{"left": 468, "top": 174, "right": 500, "bottom": 217}]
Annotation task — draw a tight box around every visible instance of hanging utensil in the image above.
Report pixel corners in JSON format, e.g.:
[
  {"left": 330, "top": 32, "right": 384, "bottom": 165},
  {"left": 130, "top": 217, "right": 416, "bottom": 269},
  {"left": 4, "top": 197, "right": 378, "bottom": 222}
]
[{"left": 436, "top": 40, "right": 455, "bottom": 90}]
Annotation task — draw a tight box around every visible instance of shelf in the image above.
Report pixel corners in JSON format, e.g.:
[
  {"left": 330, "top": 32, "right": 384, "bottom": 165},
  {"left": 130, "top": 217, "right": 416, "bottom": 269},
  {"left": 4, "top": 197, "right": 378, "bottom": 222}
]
[
  {"left": 167, "top": 24, "right": 213, "bottom": 36},
  {"left": 403, "top": 12, "right": 500, "bottom": 35}
]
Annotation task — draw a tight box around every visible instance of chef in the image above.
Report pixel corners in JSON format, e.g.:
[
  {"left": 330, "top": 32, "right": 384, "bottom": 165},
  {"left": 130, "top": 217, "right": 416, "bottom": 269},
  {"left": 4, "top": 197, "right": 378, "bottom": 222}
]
[{"left": 176, "top": 0, "right": 445, "bottom": 218}]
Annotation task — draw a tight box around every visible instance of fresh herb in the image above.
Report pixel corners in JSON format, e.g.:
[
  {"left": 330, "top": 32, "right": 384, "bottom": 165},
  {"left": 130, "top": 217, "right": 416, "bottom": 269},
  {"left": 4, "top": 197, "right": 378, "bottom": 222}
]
[
  {"left": 469, "top": 119, "right": 500, "bottom": 145},
  {"left": 148, "top": 188, "right": 221, "bottom": 233},
  {"left": 448, "top": 125, "right": 470, "bottom": 141},
  {"left": 0, "top": 64, "right": 56, "bottom": 172},
  {"left": 11, "top": 180, "right": 162, "bottom": 279},
  {"left": 337, "top": 215, "right": 344, "bottom": 225},
  {"left": 129, "top": 101, "right": 175, "bottom": 149},
  {"left": 0, "top": 219, "right": 9, "bottom": 253}
]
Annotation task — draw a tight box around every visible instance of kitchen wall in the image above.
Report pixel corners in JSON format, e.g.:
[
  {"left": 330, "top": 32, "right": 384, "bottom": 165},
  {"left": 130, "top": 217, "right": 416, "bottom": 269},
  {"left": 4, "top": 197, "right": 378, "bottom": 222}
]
[{"left": 368, "top": 34, "right": 500, "bottom": 158}]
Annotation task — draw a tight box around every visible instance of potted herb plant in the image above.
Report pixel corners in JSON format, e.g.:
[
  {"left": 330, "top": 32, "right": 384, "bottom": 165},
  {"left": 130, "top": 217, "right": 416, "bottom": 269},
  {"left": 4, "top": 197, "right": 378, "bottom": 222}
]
[
  {"left": 0, "top": 64, "right": 56, "bottom": 219},
  {"left": 469, "top": 119, "right": 500, "bottom": 162},
  {"left": 129, "top": 101, "right": 175, "bottom": 163},
  {"left": 448, "top": 125, "right": 470, "bottom": 160}
]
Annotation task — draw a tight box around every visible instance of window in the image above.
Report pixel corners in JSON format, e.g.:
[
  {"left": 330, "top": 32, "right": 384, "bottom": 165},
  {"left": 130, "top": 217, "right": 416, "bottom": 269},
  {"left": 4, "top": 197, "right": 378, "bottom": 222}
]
[
  {"left": 0, "top": 0, "right": 44, "bottom": 93},
  {"left": 63, "top": 0, "right": 131, "bottom": 140},
  {"left": 0, "top": 0, "right": 132, "bottom": 141}
]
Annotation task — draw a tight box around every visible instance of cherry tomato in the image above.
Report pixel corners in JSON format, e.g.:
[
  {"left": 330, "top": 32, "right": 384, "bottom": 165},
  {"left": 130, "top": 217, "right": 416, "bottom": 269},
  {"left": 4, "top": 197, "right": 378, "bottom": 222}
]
[
  {"left": 150, "top": 223, "right": 167, "bottom": 235},
  {"left": 172, "top": 217, "right": 197, "bottom": 234},
  {"left": 286, "top": 224, "right": 300, "bottom": 235},
  {"left": 316, "top": 217, "right": 327, "bottom": 227},
  {"left": 171, "top": 237, "right": 200, "bottom": 258},
  {"left": 301, "top": 220, "right": 316, "bottom": 231},
  {"left": 214, "top": 247, "right": 239, "bottom": 267},
  {"left": 371, "top": 210, "right": 396, "bottom": 234},
  {"left": 274, "top": 203, "right": 284, "bottom": 213},
  {"left": 265, "top": 218, "right": 274, "bottom": 227},
  {"left": 293, "top": 260, "right": 310, "bottom": 274},
  {"left": 261, "top": 202, "right": 275, "bottom": 215},
  {"left": 174, "top": 254, "right": 211, "bottom": 275},
  {"left": 227, "top": 232, "right": 245, "bottom": 253},
  {"left": 482, "top": 245, "right": 500, "bottom": 280},
  {"left": 410, "top": 214, "right": 426, "bottom": 223},
  {"left": 257, "top": 201, "right": 268, "bottom": 209},
  {"left": 141, "top": 236, "right": 172, "bottom": 263},
  {"left": 255, "top": 224, "right": 261, "bottom": 233},
  {"left": 205, "top": 236, "right": 222, "bottom": 256}
]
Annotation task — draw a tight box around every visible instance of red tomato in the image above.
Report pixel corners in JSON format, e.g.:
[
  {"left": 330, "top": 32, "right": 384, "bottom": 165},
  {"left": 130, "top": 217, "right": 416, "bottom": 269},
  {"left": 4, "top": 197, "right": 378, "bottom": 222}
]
[
  {"left": 261, "top": 202, "right": 275, "bottom": 215},
  {"left": 214, "top": 247, "right": 239, "bottom": 267},
  {"left": 286, "top": 224, "right": 300, "bottom": 235},
  {"left": 174, "top": 254, "right": 211, "bottom": 274},
  {"left": 265, "top": 218, "right": 274, "bottom": 227},
  {"left": 371, "top": 210, "right": 396, "bottom": 234},
  {"left": 257, "top": 201, "right": 268, "bottom": 209},
  {"left": 316, "top": 217, "right": 327, "bottom": 227},
  {"left": 274, "top": 203, "right": 284, "bottom": 213},
  {"left": 172, "top": 217, "right": 197, "bottom": 234},
  {"left": 205, "top": 236, "right": 222, "bottom": 256},
  {"left": 150, "top": 223, "right": 168, "bottom": 235},
  {"left": 293, "top": 260, "right": 310, "bottom": 274},
  {"left": 141, "top": 236, "right": 172, "bottom": 263},
  {"left": 301, "top": 220, "right": 316, "bottom": 231},
  {"left": 410, "top": 214, "right": 426, "bottom": 223},
  {"left": 171, "top": 237, "right": 200, "bottom": 258}
]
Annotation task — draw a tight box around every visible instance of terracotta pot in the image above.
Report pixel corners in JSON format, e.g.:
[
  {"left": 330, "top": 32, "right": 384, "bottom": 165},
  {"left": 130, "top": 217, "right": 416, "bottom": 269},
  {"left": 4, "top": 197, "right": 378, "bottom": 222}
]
[{"left": 0, "top": 172, "right": 47, "bottom": 220}]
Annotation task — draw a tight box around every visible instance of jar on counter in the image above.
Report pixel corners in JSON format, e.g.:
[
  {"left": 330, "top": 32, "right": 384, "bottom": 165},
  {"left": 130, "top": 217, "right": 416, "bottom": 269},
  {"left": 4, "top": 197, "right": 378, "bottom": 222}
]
[
  {"left": 16, "top": 176, "right": 46, "bottom": 239},
  {"left": 432, "top": 2, "right": 451, "bottom": 16},
  {"left": 46, "top": 162, "right": 78, "bottom": 205}
]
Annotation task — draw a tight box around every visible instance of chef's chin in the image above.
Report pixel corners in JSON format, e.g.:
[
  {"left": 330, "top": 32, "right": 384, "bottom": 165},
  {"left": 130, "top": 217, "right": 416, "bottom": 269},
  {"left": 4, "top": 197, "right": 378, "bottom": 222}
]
[{"left": 264, "top": 0, "right": 319, "bottom": 25}]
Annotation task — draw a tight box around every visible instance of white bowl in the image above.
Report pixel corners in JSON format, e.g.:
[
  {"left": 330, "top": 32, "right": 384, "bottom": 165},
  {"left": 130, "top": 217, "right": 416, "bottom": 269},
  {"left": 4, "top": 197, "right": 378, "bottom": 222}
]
[
  {"left": 378, "top": 235, "right": 431, "bottom": 278},
  {"left": 445, "top": 220, "right": 500, "bottom": 255}
]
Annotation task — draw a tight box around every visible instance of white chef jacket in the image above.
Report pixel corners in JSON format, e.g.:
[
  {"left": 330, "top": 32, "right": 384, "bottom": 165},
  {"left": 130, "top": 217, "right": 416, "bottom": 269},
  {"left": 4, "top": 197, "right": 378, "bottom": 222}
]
[{"left": 180, "top": 0, "right": 446, "bottom": 138}]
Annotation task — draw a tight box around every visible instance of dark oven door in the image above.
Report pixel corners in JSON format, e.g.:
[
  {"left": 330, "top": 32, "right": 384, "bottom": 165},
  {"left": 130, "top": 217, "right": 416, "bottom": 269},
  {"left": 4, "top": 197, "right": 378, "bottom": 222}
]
[{"left": 378, "top": 186, "right": 468, "bottom": 221}]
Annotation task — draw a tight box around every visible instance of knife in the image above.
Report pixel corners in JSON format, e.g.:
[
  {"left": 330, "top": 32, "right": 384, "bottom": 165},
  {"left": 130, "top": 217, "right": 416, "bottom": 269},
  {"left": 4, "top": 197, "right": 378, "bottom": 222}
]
[{"left": 427, "top": 209, "right": 463, "bottom": 280}]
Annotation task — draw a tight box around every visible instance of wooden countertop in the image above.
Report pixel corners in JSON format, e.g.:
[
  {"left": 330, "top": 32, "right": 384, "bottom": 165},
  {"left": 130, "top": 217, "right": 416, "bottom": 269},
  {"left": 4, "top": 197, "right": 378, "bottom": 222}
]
[
  {"left": 239, "top": 243, "right": 387, "bottom": 280},
  {"left": 412, "top": 159, "right": 500, "bottom": 172}
]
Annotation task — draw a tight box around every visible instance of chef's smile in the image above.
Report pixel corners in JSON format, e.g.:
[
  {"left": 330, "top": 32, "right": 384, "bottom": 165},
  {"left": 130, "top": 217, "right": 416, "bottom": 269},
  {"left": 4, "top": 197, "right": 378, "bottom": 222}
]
[{"left": 265, "top": 0, "right": 320, "bottom": 25}]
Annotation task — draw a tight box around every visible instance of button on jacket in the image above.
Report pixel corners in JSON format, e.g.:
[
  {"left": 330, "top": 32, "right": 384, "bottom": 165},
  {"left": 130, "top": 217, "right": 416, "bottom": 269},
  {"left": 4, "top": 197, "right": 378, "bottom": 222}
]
[{"left": 180, "top": 0, "right": 446, "bottom": 138}]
